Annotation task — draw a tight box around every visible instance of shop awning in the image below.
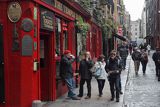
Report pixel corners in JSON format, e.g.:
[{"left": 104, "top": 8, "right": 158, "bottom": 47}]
[{"left": 113, "top": 33, "right": 127, "bottom": 41}]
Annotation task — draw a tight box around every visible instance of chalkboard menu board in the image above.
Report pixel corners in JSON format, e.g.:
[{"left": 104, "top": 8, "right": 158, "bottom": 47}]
[{"left": 40, "top": 8, "right": 54, "bottom": 31}]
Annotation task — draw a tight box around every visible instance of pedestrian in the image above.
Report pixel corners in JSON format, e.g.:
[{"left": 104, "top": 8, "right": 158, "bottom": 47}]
[
  {"left": 118, "top": 41, "right": 129, "bottom": 70},
  {"left": 140, "top": 49, "right": 148, "bottom": 74},
  {"left": 77, "top": 51, "right": 94, "bottom": 99},
  {"left": 131, "top": 47, "right": 141, "bottom": 75},
  {"left": 59, "top": 50, "right": 80, "bottom": 100},
  {"left": 152, "top": 47, "right": 160, "bottom": 81},
  {"left": 129, "top": 43, "right": 133, "bottom": 55},
  {"left": 147, "top": 44, "right": 151, "bottom": 55},
  {"left": 94, "top": 55, "right": 107, "bottom": 97},
  {"left": 105, "top": 50, "right": 122, "bottom": 102}
]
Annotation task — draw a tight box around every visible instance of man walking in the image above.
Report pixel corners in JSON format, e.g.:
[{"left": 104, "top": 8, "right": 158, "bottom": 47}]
[
  {"left": 118, "top": 41, "right": 128, "bottom": 70},
  {"left": 132, "top": 47, "right": 141, "bottom": 75},
  {"left": 152, "top": 48, "right": 160, "bottom": 81}
]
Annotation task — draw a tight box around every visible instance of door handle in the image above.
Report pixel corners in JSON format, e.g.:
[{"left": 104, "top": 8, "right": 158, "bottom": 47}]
[{"left": 2, "top": 62, "right": 4, "bottom": 64}]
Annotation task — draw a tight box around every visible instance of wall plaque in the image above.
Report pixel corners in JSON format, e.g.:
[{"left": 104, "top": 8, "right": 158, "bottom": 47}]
[
  {"left": 22, "top": 35, "right": 33, "bottom": 56},
  {"left": 21, "top": 18, "right": 34, "bottom": 32},
  {"left": 7, "top": 2, "right": 22, "bottom": 23},
  {"left": 40, "top": 8, "right": 54, "bottom": 31}
]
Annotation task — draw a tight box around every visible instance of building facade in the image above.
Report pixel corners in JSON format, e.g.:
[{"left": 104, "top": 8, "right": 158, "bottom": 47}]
[
  {"left": 0, "top": 0, "right": 102, "bottom": 107},
  {"left": 131, "top": 19, "right": 142, "bottom": 45}
]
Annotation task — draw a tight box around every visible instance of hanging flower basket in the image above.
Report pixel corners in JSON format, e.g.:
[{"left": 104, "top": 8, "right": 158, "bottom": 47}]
[{"left": 75, "top": 17, "right": 89, "bottom": 37}]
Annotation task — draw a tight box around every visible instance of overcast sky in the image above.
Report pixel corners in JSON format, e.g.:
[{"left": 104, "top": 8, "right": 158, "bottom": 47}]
[{"left": 123, "top": 0, "right": 145, "bottom": 21}]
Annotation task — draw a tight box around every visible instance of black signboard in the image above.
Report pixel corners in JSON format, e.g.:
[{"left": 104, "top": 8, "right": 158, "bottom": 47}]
[
  {"left": 41, "top": 0, "right": 55, "bottom": 6},
  {"left": 22, "top": 35, "right": 33, "bottom": 56},
  {"left": 0, "top": 24, "right": 5, "bottom": 103},
  {"left": 40, "top": 8, "right": 54, "bottom": 31}
]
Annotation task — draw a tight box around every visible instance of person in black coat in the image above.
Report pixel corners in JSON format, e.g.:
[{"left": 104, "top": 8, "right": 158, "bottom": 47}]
[
  {"left": 152, "top": 48, "right": 160, "bottom": 81},
  {"left": 140, "top": 49, "right": 148, "bottom": 74},
  {"left": 77, "top": 51, "right": 94, "bottom": 99},
  {"left": 105, "top": 50, "right": 122, "bottom": 102},
  {"left": 60, "top": 50, "right": 80, "bottom": 100},
  {"left": 132, "top": 47, "right": 141, "bottom": 75}
]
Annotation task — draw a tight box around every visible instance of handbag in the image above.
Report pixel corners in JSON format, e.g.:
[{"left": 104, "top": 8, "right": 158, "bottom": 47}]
[{"left": 92, "top": 62, "right": 102, "bottom": 78}]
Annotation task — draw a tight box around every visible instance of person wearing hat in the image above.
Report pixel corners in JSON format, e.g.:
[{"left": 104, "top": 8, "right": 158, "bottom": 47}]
[
  {"left": 132, "top": 47, "right": 141, "bottom": 75},
  {"left": 105, "top": 50, "right": 122, "bottom": 102},
  {"left": 77, "top": 51, "right": 94, "bottom": 99},
  {"left": 152, "top": 47, "right": 160, "bottom": 80},
  {"left": 59, "top": 50, "right": 80, "bottom": 100}
]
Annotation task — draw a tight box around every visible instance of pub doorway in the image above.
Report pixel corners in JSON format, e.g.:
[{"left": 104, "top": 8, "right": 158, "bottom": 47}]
[{"left": 40, "top": 32, "right": 52, "bottom": 101}]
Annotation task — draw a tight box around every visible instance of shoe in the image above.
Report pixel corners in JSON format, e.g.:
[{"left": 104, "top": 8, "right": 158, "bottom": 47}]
[
  {"left": 99, "top": 94, "right": 102, "bottom": 97},
  {"left": 77, "top": 94, "right": 82, "bottom": 97},
  {"left": 116, "top": 99, "right": 119, "bottom": 102},
  {"left": 110, "top": 97, "right": 114, "bottom": 101},
  {"left": 71, "top": 96, "right": 81, "bottom": 100},
  {"left": 84, "top": 96, "right": 91, "bottom": 99},
  {"left": 120, "top": 91, "right": 123, "bottom": 94}
]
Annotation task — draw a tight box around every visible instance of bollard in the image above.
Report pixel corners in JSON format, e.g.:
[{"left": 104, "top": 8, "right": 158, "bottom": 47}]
[{"left": 32, "top": 100, "right": 42, "bottom": 107}]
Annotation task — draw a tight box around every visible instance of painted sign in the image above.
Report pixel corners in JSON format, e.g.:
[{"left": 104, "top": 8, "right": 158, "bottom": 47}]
[{"left": 40, "top": 8, "right": 54, "bottom": 31}]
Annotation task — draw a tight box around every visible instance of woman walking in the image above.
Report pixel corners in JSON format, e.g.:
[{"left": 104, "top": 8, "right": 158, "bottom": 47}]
[{"left": 95, "top": 55, "right": 107, "bottom": 97}]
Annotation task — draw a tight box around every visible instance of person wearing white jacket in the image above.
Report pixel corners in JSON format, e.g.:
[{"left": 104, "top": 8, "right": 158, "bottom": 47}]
[{"left": 95, "top": 55, "right": 107, "bottom": 97}]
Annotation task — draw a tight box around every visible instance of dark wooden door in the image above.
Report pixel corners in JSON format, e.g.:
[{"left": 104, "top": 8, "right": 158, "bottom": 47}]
[{"left": 0, "top": 24, "right": 5, "bottom": 103}]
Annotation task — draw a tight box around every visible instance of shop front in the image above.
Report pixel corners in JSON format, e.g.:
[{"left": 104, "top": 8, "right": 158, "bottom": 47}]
[{"left": 0, "top": 0, "right": 94, "bottom": 107}]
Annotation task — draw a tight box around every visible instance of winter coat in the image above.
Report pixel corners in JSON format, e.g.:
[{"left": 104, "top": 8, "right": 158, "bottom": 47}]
[
  {"left": 105, "top": 57, "right": 122, "bottom": 78},
  {"left": 79, "top": 59, "right": 94, "bottom": 79},
  {"left": 60, "top": 55, "right": 75, "bottom": 79},
  {"left": 118, "top": 45, "right": 128, "bottom": 58},
  {"left": 132, "top": 51, "right": 141, "bottom": 61},
  {"left": 152, "top": 52, "right": 160, "bottom": 66},
  {"left": 94, "top": 61, "right": 107, "bottom": 80},
  {"left": 140, "top": 52, "right": 148, "bottom": 63}
]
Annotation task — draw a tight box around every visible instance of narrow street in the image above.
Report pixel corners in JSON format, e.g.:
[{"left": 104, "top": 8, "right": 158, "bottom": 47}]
[{"left": 123, "top": 51, "right": 160, "bottom": 107}]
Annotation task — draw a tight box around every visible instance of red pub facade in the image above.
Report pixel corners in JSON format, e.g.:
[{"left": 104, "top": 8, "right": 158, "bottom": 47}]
[{"left": 0, "top": 0, "right": 102, "bottom": 107}]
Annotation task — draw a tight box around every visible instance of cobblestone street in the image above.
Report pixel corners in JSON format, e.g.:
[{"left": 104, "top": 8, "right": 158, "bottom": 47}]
[{"left": 123, "top": 52, "right": 160, "bottom": 107}]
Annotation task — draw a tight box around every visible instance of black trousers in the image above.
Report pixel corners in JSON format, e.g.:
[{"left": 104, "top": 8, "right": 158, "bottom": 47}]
[
  {"left": 141, "top": 62, "right": 147, "bottom": 73},
  {"left": 79, "top": 79, "right": 91, "bottom": 97},
  {"left": 97, "top": 79, "right": 105, "bottom": 95},
  {"left": 109, "top": 77, "right": 120, "bottom": 99}
]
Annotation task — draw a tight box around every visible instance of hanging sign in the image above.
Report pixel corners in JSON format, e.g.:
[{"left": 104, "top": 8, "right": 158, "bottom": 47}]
[
  {"left": 7, "top": 2, "right": 22, "bottom": 23},
  {"left": 40, "top": 8, "right": 54, "bottom": 31}
]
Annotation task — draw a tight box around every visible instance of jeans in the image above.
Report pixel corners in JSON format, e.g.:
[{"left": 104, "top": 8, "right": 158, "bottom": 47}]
[
  {"left": 141, "top": 62, "right": 147, "bottom": 73},
  {"left": 79, "top": 79, "right": 91, "bottom": 97},
  {"left": 97, "top": 79, "right": 105, "bottom": 95},
  {"left": 65, "top": 78, "right": 76, "bottom": 98},
  {"left": 121, "top": 57, "right": 127, "bottom": 69},
  {"left": 109, "top": 76, "right": 120, "bottom": 99}
]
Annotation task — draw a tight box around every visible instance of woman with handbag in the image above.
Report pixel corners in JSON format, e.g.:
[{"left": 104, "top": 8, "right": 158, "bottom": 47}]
[{"left": 95, "top": 55, "right": 107, "bottom": 97}]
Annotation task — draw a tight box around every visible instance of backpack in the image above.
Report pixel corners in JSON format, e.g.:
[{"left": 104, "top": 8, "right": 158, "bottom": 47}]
[{"left": 92, "top": 62, "right": 102, "bottom": 78}]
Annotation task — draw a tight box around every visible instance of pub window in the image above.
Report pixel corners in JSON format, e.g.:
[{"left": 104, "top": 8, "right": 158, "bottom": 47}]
[
  {"left": 63, "top": 21, "right": 68, "bottom": 50},
  {"left": 63, "top": 31, "right": 68, "bottom": 50},
  {"left": 55, "top": 17, "right": 61, "bottom": 56},
  {"left": 40, "top": 40, "right": 45, "bottom": 67}
]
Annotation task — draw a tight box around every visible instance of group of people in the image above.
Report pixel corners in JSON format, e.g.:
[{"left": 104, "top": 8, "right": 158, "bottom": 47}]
[
  {"left": 131, "top": 44, "right": 160, "bottom": 82},
  {"left": 59, "top": 42, "right": 160, "bottom": 103},
  {"left": 60, "top": 49, "right": 125, "bottom": 102}
]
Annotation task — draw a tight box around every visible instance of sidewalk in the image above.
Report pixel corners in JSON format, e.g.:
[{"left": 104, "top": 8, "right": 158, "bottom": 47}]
[
  {"left": 42, "top": 56, "right": 132, "bottom": 107},
  {"left": 123, "top": 50, "right": 160, "bottom": 107}
]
